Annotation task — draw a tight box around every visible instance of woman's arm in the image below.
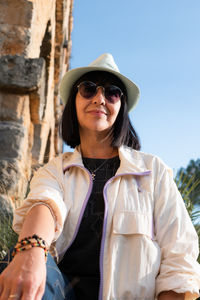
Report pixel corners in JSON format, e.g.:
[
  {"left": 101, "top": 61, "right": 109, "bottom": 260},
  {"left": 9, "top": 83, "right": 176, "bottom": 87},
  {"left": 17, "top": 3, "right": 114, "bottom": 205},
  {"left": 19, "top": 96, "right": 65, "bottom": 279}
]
[
  {"left": 154, "top": 162, "right": 200, "bottom": 298},
  {"left": 158, "top": 291, "right": 185, "bottom": 299},
  {"left": 18, "top": 203, "right": 55, "bottom": 243},
  {"left": 0, "top": 204, "right": 55, "bottom": 300}
]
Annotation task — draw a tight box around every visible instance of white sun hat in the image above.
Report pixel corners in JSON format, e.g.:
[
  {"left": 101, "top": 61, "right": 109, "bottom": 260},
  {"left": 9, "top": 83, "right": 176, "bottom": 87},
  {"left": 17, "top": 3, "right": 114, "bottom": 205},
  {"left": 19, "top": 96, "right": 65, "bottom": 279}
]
[{"left": 59, "top": 53, "right": 140, "bottom": 111}]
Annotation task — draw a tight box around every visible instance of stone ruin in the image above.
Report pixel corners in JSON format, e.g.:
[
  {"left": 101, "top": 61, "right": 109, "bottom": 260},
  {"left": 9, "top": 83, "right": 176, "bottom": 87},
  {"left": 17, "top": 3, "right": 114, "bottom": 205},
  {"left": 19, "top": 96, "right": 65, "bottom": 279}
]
[{"left": 0, "top": 0, "right": 74, "bottom": 215}]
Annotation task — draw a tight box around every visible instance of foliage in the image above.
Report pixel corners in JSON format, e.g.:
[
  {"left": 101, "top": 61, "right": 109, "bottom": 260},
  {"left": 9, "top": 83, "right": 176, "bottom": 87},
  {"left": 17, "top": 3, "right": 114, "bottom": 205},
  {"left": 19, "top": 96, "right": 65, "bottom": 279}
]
[
  {"left": 176, "top": 158, "right": 200, "bottom": 205},
  {"left": 0, "top": 209, "right": 18, "bottom": 260},
  {"left": 0, "top": 162, "right": 41, "bottom": 260},
  {"left": 175, "top": 159, "right": 200, "bottom": 264},
  {"left": 175, "top": 171, "right": 200, "bottom": 263}
]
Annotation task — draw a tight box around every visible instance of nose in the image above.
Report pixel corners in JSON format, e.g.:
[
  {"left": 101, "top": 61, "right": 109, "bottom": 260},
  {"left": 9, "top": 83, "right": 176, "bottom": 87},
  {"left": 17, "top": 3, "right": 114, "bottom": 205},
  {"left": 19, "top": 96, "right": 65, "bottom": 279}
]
[{"left": 91, "top": 87, "right": 106, "bottom": 105}]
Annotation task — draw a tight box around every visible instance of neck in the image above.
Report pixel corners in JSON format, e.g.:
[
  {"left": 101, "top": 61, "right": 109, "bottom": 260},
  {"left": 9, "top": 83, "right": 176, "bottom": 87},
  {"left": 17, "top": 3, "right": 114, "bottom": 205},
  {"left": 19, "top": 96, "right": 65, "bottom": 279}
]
[
  {"left": 80, "top": 135, "right": 118, "bottom": 159},
  {"left": 81, "top": 145, "right": 118, "bottom": 159}
]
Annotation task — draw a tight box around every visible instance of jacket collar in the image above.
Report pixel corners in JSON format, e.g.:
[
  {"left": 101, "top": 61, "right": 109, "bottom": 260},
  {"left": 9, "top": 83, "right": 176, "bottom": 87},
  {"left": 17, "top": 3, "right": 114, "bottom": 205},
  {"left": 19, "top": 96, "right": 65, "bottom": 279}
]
[
  {"left": 62, "top": 146, "right": 84, "bottom": 171},
  {"left": 117, "top": 145, "right": 150, "bottom": 174},
  {"left": 63, "top": 145, "right": 150, "bottom": 174}
]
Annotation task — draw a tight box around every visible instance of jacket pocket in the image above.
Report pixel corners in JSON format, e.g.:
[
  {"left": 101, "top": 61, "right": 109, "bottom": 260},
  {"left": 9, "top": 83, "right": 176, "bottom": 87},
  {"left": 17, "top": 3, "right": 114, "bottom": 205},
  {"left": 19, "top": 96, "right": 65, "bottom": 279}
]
[{"left": 113, "top": 211, "right": 154, "bottom": 240}]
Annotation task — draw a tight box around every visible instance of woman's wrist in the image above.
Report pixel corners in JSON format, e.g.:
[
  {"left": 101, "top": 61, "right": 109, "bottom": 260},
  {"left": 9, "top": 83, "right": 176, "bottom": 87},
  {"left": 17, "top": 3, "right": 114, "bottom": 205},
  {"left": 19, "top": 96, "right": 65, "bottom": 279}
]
[
  {"left": 12, "top": 234, "right": 49, "bottom": 262},
  {"left": 12, "top": 246, "right": 47, "bottom": 264}
]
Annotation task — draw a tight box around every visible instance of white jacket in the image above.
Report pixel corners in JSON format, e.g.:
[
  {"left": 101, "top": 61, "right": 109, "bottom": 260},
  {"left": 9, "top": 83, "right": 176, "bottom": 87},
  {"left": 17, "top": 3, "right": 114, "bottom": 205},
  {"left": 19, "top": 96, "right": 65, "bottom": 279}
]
[{"left": 13, "top": 146, "right": 200, "bottom": 300}]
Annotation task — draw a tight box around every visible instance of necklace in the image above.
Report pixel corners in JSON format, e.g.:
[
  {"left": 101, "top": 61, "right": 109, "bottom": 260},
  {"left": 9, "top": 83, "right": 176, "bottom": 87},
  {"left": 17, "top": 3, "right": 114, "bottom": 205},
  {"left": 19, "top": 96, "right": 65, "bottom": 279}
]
[{"left": 84, "top": 159, "right": 108, "bottom": 181}]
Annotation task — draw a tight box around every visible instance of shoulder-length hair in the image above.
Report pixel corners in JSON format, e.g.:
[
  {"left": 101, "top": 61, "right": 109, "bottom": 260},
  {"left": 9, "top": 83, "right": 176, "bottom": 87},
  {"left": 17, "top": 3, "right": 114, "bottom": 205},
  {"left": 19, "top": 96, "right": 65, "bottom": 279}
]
[{"left": 61, "top": 71, "right": 141, "bottom": 150}]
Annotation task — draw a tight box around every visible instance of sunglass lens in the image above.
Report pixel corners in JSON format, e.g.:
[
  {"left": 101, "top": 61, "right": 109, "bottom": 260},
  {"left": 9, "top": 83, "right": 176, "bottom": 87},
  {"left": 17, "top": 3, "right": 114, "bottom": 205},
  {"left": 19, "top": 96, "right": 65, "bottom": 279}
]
[
  {"left": 105, "top": 86, "right": 122, "bottom": 103},
  {"left": 79, "top": 81, "right": 96, "bottom": 99}
]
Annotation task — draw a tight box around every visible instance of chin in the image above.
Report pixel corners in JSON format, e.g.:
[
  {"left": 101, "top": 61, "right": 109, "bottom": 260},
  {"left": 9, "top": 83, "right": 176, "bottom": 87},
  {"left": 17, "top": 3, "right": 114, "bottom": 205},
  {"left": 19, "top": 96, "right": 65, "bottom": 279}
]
[
  {"left": 89, "top": 121, "right": 110, "bottom": 131},
  {"left": 92, "top": 123, "right": 111, "bottom": 131},
  {"left": 80, "top": 121, "right": 113, "bottom": 135}
]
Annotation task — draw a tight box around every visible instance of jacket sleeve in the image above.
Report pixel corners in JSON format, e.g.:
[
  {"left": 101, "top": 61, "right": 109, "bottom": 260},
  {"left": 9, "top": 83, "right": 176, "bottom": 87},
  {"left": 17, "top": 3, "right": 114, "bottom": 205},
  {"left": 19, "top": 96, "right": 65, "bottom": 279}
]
[
  {"left": 154, "top": 161, "right": 200, "bottom": 299},
  {"left": 13, "top": 156, "right": 67, "bottom": 241}
]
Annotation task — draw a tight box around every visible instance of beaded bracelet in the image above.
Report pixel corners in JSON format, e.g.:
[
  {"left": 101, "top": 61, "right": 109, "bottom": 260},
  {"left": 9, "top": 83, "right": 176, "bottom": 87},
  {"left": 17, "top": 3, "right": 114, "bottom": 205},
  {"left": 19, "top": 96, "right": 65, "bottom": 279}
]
[{"left": 12, "top": 234, "right": 49, "bottom": 261}]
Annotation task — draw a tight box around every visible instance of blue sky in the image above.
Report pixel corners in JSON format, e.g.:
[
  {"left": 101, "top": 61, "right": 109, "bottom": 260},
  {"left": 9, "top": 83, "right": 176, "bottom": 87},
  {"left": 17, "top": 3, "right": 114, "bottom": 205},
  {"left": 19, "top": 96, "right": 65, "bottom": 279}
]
[{"left": 66, "top": 0, "right": 200, "bottom": 173}]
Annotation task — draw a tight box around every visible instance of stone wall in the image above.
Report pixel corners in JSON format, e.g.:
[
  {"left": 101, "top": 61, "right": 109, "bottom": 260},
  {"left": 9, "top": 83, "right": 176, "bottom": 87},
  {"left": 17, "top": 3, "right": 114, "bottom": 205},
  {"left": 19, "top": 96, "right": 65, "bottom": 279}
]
[{"left": 0, "top": 0, "right": 74, "bottom": 211}]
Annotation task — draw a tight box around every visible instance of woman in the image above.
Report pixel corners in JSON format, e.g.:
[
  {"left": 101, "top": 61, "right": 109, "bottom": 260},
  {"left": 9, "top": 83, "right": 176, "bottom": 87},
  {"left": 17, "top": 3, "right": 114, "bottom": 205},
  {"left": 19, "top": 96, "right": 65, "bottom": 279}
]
[{"left": 0, "top": 53, "right": 199, "bottom": 300}]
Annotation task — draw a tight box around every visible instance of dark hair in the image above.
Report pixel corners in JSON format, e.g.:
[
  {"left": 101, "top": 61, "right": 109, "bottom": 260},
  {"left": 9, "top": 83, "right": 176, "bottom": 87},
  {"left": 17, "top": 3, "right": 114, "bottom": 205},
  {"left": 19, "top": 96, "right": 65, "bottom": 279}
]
[{"left": 61, "top": 71, "right": 141, "bottom": 150}]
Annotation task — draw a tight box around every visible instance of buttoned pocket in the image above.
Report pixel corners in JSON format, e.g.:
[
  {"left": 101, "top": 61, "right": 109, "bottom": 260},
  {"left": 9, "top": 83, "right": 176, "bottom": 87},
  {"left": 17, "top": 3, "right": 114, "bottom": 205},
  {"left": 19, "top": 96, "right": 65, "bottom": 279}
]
[{"left": 113, "top": 211, "right": 154, "bottom": 240}]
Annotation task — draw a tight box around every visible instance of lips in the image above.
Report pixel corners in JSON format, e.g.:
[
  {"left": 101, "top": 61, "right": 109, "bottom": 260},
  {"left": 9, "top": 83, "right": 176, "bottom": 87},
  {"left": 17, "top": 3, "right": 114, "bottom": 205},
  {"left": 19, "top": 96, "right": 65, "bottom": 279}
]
[{"left": 87, "top": 110, "right": 107, "bottom": 115}]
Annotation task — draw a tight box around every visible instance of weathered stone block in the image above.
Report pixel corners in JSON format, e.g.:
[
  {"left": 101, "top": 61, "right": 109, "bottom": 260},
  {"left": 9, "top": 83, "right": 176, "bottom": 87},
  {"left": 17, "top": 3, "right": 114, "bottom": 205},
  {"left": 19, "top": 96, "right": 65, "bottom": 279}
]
[
  {"left": 26, "top": 0, "right": 55, "bottom": 58},
  {"left": 0, "top": 55, "right": 46, "bottom": 93},
  {"left": 0, "top": 121, "right": 26, "bottom": 159},
  {"left": 31, "top": 122, "right": 54, "bottom": 163},
  {"left": 0, "top": 24, "right": 30, "bottom": 56},
  {"left": 30, "top": 90, "right": 46, "bottom": 123},
  {"left": 0, "top": 159, "right": 21, "bottom": 195},
  {"left": 0, "top": 195, "right": 14, "bottom": 217},
  {"left": 31, "top": 123, "right": 43, "bottom": 162},
  {"left": 0, "top": 93, "right": 30, "bottom": 123},
  {"left": 0, "top": 156, "right": 30, "bottom": 200},
  {"left": 0, "top": 0, "right": 33, "bottom": 28}
]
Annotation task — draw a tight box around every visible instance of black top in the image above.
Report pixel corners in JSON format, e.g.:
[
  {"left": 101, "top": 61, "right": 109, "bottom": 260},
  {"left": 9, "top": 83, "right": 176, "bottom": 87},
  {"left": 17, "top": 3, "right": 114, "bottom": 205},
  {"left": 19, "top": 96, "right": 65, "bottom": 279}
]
[{"left": 58, "top": 156, "right": 120, "bottom": 300}]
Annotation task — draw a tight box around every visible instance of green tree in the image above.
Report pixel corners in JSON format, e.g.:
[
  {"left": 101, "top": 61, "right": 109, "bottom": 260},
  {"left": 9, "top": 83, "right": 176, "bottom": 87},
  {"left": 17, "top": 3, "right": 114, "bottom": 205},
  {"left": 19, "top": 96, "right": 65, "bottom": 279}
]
[
  {"left": 176, "top": 159, "right": 200, "bottom": 205},
  {"left": 175, "top": 166, "right": 200, "bottom": 264}
]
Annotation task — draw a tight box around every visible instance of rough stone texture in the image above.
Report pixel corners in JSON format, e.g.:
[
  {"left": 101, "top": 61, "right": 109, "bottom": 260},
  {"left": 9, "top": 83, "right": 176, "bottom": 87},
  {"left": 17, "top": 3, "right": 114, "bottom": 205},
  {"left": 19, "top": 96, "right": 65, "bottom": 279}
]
[
  {"left": 30, "top": 89, "right": 46, "bottom": 124},
  {"left": 0, "top": 0, "right": 74, "bottom": 212},
  {"left": 0, "top": 121, "right": 30, "bottom": 160},
  {"left": 32, "top": 123, "right": 48, "bottom": 163},
  {"left": 0, "top": 55, "right": 46, "bottom": 93},
  {"left": 54, "top": 0, "right": 74, "bottom": 154},
  {"left": 0, "top": 24, "right": 30, "bottom": 56},
  {"left": 0, "top": 159, "right": 21, "bottom": 195},
  {"left": 0, "top": 0, "right": 33, "bottom": 28},
  {"left": 0, "top": 122, "right": 26, "bottom": 159},
  {"left": 0, "top": 93, "right": 30, "bottom": 124},
  {"left": 27, "top": 0, "right": 56, "bottom": 58},
  {"left": 0, "top": 156, "right": 30, "bottom": 203},
  {"left": 0, "top": 195, "right": 14, "bottom": 216}
]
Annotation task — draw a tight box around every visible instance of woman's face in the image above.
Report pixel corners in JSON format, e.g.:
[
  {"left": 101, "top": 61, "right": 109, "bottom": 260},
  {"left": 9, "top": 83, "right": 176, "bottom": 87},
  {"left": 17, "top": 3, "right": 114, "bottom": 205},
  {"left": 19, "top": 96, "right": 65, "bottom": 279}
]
[{"left": 75, "top": 79, "right": 122, "bottom": 137}]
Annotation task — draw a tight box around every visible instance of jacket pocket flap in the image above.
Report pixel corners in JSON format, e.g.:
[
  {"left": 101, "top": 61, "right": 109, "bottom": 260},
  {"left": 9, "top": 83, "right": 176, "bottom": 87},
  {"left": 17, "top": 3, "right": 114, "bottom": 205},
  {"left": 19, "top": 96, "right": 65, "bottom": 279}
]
[{"left": 113, "top": 211, "right": 154, "bottom": 239}]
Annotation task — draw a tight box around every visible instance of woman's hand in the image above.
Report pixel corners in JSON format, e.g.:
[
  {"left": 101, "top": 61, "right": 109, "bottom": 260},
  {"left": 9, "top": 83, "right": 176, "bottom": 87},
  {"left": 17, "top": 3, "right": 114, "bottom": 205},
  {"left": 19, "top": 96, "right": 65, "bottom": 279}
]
[
  {"left": 0, "top": 204, "right": 55, "bottom": 299},
  {"left": 0, "top": 247, "right": 46, "bottom": 300}
]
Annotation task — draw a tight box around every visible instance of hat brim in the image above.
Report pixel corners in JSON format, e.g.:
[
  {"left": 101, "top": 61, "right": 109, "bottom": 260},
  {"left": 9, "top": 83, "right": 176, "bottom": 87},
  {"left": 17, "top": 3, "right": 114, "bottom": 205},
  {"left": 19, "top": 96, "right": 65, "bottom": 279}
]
[{"left": 59, "top": 66, "right": 140, "bottom": 111}]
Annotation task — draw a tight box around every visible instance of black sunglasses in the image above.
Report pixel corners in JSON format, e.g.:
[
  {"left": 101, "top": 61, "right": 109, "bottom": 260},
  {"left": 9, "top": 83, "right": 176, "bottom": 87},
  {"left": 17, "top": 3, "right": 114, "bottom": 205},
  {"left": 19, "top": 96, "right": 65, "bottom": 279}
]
[{"left": 77, "top": 81, "right": 123, "bottom": 104}]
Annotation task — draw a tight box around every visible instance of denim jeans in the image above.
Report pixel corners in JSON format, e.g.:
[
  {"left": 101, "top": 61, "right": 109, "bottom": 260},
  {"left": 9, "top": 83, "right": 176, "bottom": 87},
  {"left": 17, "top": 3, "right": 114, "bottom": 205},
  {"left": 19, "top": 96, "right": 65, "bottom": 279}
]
[
  {"left": 43, "top": 254, "right": 76, "bottom": 300},
  {"left": 0, "top": 250, "right": 76, "bottom": 300}
]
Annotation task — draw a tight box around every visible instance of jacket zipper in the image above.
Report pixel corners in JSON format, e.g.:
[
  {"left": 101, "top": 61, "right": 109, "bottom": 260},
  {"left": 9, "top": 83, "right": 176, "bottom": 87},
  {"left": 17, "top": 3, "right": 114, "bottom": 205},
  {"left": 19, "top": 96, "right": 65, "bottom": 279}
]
[
  {"left": 59, "top": 165, "right": 93, "bottom": 257},
  {"left": 98, "top": 170, "right": 151, "bottom": 300}
]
